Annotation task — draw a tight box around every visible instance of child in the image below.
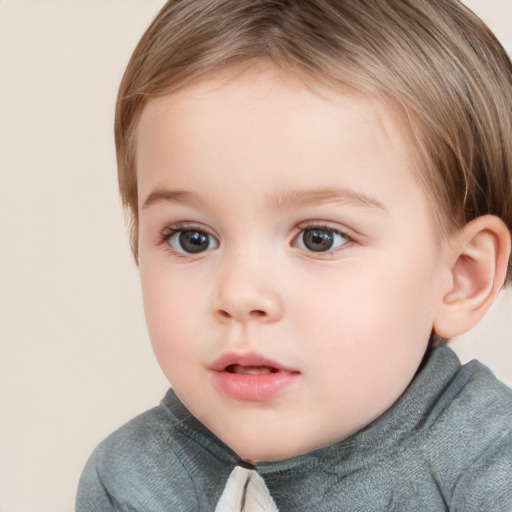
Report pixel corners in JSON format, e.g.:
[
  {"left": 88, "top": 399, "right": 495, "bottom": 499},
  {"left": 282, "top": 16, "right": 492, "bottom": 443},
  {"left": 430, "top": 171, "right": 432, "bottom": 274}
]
[{"left": 76, "top": 0, "right": 512, "bottom": 510}]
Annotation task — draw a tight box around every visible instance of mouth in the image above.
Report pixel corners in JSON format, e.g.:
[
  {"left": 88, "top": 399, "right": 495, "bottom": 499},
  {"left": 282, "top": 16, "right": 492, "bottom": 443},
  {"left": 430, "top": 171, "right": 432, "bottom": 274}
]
[
  {"left": 225, "top": 364, "right": 280, "bottom": 375},
  {"left": 211, "top": 352, "right": 298, "bottom": 374},
  {"left": 210, "top": 352, "right": 299, "bottom": 402}
]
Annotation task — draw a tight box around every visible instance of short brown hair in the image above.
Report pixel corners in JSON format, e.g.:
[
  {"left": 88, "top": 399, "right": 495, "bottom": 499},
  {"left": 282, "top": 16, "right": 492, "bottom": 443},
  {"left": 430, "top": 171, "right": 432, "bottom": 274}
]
[{"left": 115, "top": 0, "right": 512, "bottom": 290}]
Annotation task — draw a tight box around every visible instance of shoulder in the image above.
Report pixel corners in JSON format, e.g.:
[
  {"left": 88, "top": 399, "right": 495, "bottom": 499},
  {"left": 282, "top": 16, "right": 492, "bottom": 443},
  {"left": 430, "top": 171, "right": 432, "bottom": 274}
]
[
  {"left": 420, "top": 348, "right": 512, "bottom": 510},
  {"left": 427, "top": 349, "right": 512, "bottom": 437},
  {"left": 77, "top": 389, "right": 237, "bottom": 511},
  {"left": 77, "top": 391, "right": 200, "bottom": 511},
  {"left": 450, "top": 356, "right": 512, "bottom": 511},
  {"left": 88, "top": 400, "right": 176, "bottom": 472}
]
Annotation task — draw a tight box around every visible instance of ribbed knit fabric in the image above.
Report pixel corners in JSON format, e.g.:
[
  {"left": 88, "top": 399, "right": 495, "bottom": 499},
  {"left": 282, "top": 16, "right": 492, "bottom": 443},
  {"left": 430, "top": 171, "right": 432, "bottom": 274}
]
[{"left": 76, "top": 346, "right": 512, "bottom": 511}]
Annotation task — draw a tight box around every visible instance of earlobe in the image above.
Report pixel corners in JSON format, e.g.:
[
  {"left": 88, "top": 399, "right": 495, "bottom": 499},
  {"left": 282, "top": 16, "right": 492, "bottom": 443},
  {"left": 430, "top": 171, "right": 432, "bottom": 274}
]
[{"left": 433, "top": 215, "right": 511, "bottom": 339}]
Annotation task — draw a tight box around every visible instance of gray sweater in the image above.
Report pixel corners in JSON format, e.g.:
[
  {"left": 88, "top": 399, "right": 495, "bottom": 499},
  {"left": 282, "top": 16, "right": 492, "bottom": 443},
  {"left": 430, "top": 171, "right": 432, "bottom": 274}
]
[{"left": 76, "top": 347, "right": 512, "bottom": 511}]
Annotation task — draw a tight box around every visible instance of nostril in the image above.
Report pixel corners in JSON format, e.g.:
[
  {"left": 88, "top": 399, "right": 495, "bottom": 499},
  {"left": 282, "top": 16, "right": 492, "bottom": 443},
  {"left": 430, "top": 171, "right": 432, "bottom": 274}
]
[{"left": 215, "top": 308, "right": 267, "bottom": 322}]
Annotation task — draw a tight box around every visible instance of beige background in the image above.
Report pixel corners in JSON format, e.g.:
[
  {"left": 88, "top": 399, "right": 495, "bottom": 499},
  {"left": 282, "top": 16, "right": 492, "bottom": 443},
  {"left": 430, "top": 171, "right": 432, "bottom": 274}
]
[{"left": 0, "top": 1, "right": 510, "bottom": 511}]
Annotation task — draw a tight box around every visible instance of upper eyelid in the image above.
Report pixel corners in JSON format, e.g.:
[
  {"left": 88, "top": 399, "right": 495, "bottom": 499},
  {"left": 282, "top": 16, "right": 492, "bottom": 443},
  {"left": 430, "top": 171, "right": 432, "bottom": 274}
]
[
  {"left": 160, "top": 221, "right": 353, "bottom": 237},
  {"left": 158, "top": 220, "right": 356, "bottom": 246},
  {"left": 294, "top": 225, "right": 350, "bottom": 243},
  {"left": 159, "top": 223, "right": 220, "bottom": 248},
  {"left": 295, "top": 221, "right": 353, "bottom": 238},
  {"left": 161, "top": 222, "right": 217, "bottom": 236}
]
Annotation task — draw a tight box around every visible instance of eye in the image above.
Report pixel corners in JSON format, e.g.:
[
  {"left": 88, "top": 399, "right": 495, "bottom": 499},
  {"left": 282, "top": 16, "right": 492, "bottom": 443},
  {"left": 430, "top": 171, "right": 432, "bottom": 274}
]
[
  {"left": 167, "top": 229, "right": 218, "bottom": 254},
  {"left": 294, "top": 227, "right": 349, "bottom": 253}
]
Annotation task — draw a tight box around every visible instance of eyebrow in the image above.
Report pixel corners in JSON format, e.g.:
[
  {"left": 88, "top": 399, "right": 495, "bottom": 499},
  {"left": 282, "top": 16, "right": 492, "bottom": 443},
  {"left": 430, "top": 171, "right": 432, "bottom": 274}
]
[
  {"left": 267, "top": 187, "right": 387, "bottom": 212},
  {"left": 142, "top": 188, "right": 199, "bottom": 209},
  {"left": 141, "top": 186, "right": 387, "bottom": 213}
]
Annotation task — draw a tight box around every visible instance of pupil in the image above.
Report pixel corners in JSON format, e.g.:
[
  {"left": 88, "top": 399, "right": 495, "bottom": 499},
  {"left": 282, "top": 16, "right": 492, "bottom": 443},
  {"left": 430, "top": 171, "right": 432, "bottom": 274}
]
[
  {"left": 180, "top": 231, "right": 209, "bottom": 253},
  {"left": 303, "top": 229, "right": 334, "bottom": 252}
]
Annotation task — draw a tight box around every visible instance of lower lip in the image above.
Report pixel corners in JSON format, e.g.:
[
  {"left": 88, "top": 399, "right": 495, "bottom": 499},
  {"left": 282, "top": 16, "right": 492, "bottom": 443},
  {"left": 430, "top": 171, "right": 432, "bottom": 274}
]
[{"left": 212, "top": 370, "right": 298, "bottom": 402}]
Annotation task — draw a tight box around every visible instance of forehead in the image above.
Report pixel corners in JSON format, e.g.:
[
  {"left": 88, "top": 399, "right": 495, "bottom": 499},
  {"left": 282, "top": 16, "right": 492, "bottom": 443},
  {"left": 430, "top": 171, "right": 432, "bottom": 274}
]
[
  {"left": 135, "top": 65, "right": 426, "bottom": 215},
  {"left": 138, "top": 65, "right": 414, "bottom": 148}
]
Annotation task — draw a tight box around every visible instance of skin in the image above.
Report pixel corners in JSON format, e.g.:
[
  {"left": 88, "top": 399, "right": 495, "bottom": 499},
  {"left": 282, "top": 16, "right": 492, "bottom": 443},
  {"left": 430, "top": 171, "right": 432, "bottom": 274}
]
[{"left": 135, "top": 64, "right": 453, "bottom": 462}]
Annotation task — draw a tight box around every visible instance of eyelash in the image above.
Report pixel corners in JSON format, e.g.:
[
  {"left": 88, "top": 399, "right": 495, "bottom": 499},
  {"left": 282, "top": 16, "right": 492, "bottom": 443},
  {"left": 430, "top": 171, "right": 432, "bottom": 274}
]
[
  {"left": 158, "top": 222, "right": 353, "bottom": 256},
  {"left": 293, "top": 223, "right": 352, "bottom": 255},
  {"left": 160, "top": 223, "right": 218, "bottom": 256}
]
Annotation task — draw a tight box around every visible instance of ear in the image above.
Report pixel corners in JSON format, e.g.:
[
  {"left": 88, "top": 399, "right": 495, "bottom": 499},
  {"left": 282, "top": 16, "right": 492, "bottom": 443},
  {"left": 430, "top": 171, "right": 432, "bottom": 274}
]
[{"left": 433, "top": 215, "right": 511, "bottom": 339}]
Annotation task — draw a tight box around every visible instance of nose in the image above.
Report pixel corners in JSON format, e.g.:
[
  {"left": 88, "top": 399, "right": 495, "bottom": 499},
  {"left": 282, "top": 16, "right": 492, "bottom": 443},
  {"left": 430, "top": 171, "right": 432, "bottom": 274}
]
[{"left": 212, "top": 254, "right": 284, "bottom": 324}]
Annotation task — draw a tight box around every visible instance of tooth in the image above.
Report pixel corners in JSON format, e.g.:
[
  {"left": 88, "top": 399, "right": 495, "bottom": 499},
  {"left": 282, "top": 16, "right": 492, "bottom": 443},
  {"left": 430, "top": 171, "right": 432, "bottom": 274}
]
[
  {"left": 246, "top": 368, "right": 271, "bottom": 375},
  {"left": 230, "top": 365, "right": 273, "bottom": 375}
]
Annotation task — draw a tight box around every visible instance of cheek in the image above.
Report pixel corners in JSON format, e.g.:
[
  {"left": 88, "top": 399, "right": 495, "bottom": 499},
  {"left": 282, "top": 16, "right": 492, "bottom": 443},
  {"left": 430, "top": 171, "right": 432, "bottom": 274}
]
[
  {"left": 140, "top": 268, "right": 203, "bottom": 360},
  {"left": 293, "top": 251, "right": 437, "bottom": 353}
]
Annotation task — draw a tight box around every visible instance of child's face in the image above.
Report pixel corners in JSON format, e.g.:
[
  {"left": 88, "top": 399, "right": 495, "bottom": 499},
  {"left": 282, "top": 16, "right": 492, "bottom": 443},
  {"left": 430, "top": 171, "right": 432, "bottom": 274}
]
[{"left": 136, "top": 65, "right": 450, "bottom": 461}]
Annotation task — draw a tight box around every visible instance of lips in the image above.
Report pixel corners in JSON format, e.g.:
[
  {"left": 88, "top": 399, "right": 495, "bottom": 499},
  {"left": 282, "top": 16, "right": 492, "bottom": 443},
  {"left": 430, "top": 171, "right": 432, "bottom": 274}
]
[{"left": 210, "top": 352, "right": 299, "bottom": 402}]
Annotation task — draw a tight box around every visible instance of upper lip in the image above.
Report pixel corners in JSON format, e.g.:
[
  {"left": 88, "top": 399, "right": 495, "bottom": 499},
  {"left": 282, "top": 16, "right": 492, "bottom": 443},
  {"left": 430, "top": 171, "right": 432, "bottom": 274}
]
[{"left": 210, "top": 351, "right": 300, "bottom": 373}]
